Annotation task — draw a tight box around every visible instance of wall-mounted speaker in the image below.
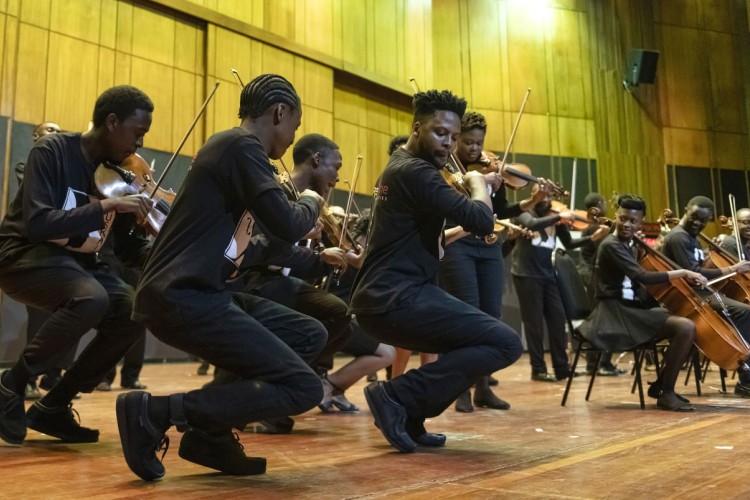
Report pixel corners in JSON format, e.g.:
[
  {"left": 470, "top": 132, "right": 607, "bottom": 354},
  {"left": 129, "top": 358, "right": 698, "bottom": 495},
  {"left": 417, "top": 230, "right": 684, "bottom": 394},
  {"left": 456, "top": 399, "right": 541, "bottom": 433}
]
[{"left": 624, "top": 49, "right": 659, "bottom": 89}]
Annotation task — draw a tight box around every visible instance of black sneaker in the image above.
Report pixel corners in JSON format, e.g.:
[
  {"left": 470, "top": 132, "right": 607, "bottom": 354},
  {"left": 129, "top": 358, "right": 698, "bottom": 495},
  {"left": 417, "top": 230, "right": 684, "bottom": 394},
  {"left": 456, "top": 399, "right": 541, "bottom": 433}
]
[
  {"left": 178, "top": 428, "right": 266, "bottom": 475},
  {"left": 26, "top": 402, "right": 99, "bottom": 443},
  {"left": 0, "top": 374, "right": 26, "bottom": 445},
  {"left": 116, "top": 391, "right": 169, "bottom": 481},
  {"left": 256, "top": 416, "right": 294, "bottom": 434}
]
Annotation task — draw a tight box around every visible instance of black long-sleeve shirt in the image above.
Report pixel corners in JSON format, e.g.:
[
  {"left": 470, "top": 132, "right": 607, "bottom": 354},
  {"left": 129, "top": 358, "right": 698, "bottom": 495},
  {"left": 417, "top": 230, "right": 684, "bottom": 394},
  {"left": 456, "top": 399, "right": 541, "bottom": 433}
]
[
  {"left": 350, "top": 148, "right": 493, "bottom": 315},
  {"left": 661, "top": 224, "right": 722, "bottom": 280}
]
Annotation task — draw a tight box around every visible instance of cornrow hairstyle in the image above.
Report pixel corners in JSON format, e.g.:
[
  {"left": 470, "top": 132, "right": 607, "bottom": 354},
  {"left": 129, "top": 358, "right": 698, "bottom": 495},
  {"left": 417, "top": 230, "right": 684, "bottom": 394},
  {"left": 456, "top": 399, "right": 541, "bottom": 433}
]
[
  {"left": 412, "top": 90, "right": 467, "bottom": 124},
  {"left": 351, "top": 209, "right": 371, "bottom": 241},
  {"left": 584, "top": 192, "right": 606, "bottom": 210},
  {"left": 617, "top": 194, "right": 647, "bottom": 215},
  {"left": 686, "top": 195, "right": 714, "bottom": 211},
  {"left": 461, "top": 111, "right": 487, "bottom": 133},
  {"left": 388, "top": 135, "right": 409, "bottom": 155},
  {"left": 292, "top": 133, "right": 338, "bottom": 165},
  {"left": 92, "top": 86, "right": 153, "bottom": 128},
  {"left": 238, "top": 74, "right": 300, "bottom": 120}
]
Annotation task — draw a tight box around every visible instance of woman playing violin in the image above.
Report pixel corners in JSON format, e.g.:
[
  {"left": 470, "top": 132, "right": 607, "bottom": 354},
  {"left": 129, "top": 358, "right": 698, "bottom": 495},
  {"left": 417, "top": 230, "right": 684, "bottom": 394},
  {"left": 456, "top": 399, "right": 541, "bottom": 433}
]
[
  {"left": 579, "top": 195, "right": 706, "bottom": 411},
  {"left": 511, "top": 184, "right": 608, "bottom": 382},
  {"left": 438, "top": 111, "right": 545, "bottom": 413}
]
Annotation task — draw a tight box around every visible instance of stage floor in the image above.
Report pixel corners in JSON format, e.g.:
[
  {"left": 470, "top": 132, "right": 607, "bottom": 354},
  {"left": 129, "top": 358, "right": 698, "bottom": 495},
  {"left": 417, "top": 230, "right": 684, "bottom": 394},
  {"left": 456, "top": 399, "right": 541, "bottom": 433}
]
[{"left": 3, "top": 354, "right": 749, "bottom": 499}]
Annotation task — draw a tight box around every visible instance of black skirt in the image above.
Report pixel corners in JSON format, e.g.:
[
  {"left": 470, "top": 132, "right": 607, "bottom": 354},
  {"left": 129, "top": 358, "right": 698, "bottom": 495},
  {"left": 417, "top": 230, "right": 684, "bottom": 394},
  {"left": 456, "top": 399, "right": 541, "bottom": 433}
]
[{"left": 578, "top": 299, "right": 670, "bottom": 351}]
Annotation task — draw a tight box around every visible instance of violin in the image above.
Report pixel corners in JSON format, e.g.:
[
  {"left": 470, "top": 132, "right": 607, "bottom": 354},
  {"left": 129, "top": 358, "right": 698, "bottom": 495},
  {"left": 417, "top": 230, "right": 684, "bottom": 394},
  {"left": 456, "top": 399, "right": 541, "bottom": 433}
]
[
  {"left": 442, "top": 154, "right": 498, "bottom": 244},
  {"left": 94, "top": 153, "right": 176, "bottom": 236},
  {"left": 549, "top": 200, "right": 608, "bottom": 232},
  {"left": 634, "top": 237, "right": 750, "bottom": 371},
  {"left": 468, "top": 151, "right": 568, "bottom": 198},
  {"left": 495, "top": 219, "right": 534, "bottom": 239}
]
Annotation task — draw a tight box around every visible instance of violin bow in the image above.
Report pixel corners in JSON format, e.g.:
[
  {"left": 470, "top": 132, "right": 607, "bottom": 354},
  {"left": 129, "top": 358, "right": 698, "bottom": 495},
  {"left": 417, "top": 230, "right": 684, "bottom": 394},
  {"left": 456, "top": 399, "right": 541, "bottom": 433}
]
[
  {"left": 729, "top": 194, "right": 744, "bottom": 263},
  {"left": 496, "top": 88, "right": 532, "bottom": 174},
  {"left": 343, "top": 180, "right": 362, "bottom": 216},
  {"left": 152, "top": 81, "right": 220, "bottom": 197},
  {"left": 340, "top": 155, "right": 364, "bottom": 243},
  {"left": 231, "top": 68, "right": 245, "bottom": 88}
]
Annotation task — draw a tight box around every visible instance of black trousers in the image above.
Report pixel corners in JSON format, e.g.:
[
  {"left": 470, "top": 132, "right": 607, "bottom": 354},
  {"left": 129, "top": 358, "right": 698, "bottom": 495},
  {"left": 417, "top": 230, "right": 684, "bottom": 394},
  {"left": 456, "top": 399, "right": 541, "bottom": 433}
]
[
  {"left": 140, "top": 291, "right": 326, "bottom": 434},
  {"left": 25, "top": 306, "right": 77, "bottom": 374},
  {"left": 357, "top": 283, "right": 522, "bottom": 421},
  {"left": 513, "top": 274, "right": 569, "bottom": 377},
  {"left": 244, "top": 271, "right": 352, "bottom": 374},
  {"left": 0, "top": 248, "right": 142, "bottom": 393}
]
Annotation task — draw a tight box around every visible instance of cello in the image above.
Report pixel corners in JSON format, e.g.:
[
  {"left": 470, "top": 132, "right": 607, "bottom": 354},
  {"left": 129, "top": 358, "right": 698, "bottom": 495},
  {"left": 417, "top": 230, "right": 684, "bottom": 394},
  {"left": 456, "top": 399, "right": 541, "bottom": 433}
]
[{"left": 634, "top": 237, "right": 750, "bottom": 371}]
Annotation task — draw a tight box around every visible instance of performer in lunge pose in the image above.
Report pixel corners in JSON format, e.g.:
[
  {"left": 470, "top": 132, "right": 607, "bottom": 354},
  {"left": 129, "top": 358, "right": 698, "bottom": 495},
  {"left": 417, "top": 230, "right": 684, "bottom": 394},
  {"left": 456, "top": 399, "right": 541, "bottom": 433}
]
[
  {"left": 579, "top": 194, "right": 704, "bottom": 411},
  {"left": 118, "top": 74, "right": 328, "bottom": 481},
  {"left": 351, "top": 89, "right": 523, "bottom": 453},
  {"left": 0, "top": 86, "right": 154, "bottom": 446}
]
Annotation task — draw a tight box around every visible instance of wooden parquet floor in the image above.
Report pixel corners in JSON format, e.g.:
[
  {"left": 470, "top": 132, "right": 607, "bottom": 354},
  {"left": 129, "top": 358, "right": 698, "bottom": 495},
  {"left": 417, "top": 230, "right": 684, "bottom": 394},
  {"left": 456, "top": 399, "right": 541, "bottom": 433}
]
[{"left": 3, "top": 354, "right": 750, "bottom": 499}]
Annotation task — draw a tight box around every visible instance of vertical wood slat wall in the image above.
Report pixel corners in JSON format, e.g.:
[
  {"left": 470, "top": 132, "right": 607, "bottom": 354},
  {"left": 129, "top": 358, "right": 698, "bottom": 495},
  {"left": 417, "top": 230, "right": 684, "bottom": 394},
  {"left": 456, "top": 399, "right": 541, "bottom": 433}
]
[{"left": 0, "top": 0, "right": 749, "bottom": 215}]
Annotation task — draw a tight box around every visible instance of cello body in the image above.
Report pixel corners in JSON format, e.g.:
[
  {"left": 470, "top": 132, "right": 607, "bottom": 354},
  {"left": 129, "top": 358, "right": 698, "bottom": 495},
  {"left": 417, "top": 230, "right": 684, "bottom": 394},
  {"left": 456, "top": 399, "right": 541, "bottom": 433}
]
[
  {"left": 635, "top": 238, "right": 750, "bottom": 371},
  {"left": 699, "top": 233, "right": 750, "bottom": 306}
]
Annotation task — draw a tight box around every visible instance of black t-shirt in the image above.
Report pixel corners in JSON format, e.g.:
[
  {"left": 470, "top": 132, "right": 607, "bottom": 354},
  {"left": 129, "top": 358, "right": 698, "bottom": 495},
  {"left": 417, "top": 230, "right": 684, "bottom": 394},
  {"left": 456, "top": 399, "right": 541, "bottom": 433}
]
[
  {"left": 594, "top": 234, "right": 668, "bottom": 300},
  {"left": 661, "top": 224, "right": 722, "bottom": 279},
  {"left": 350, "top": 148, "right": 493, "bottom": 314},
  {"left": 133, "top": 128, "right": 320, "bottom": 319},
  {"left": 0, "top": 133, "right": 148, "bottom": 268}
]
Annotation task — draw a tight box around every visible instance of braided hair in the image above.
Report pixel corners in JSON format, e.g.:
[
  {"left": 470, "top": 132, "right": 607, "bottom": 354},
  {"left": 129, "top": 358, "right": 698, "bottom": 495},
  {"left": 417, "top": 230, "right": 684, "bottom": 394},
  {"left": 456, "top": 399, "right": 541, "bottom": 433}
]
[
  {"left": 92, "top": 86, "right": 153, "bottom": 127},
  {"left": 461, "top": 111, "right": 486, "bottom": 133},
  {"left": 239, "top": 74, "right": 300, "bottom": 120},
  {"left": 412, "top": 90, "right": 467, "bottom": 124}
]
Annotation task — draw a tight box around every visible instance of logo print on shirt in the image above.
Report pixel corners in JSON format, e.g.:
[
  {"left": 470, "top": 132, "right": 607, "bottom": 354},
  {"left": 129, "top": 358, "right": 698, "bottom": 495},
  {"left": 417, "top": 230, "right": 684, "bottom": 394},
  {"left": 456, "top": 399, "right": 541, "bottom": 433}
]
[
  {"left": 49, "top": 188, "right": 113, "bottom": 253},
  {"left": 694, "top": 247, "right": 704, "bottom": 263},
  {"left": 224, "top": 210, "right": 269, "bottom": 277}
]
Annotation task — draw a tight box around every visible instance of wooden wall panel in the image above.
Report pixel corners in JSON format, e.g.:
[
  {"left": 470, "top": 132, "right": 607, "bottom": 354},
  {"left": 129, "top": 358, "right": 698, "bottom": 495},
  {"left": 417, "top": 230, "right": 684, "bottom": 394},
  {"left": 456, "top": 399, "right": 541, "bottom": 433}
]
[
  {"left": 19, "top": 0, "right": 49, "bottom": 28},
  {"left": 13, "top": 23, "right": 47, "bottom": 124},
  {"left": 49, "top": 0, "right": 101, "bottom": 43}
]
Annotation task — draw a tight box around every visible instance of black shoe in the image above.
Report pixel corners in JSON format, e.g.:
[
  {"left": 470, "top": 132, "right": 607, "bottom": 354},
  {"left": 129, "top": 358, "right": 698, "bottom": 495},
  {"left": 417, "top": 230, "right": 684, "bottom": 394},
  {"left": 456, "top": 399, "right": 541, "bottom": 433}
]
[
  {"left": 657, "top": 391, "right": 695, "bottom": 412},
  {"left": 363, "top": 382, "right": 417, "bottom": 453},
  {"left": 598, "top": 365, "right": 627, "bottom": 376},
  {"left": 413, "top": 431, "right": 446, "bottom": 447},
  {"left": 647, "top": 380, "right": 662, "bottom": 399},
  {"left": 256, "top": 416, "right": 294, "bottom": 434},
  {"left": 531, "top": 371, "right": 557, "bottom": 382},
  {"left": 26, "top": 402, "right": 99, "bottom": 443},
  {"left": 454, "top": 390, "right": 473, "bottom": 413},
  {"left": 473, "top": 391, "right": 511, "bottom": 410},
  {"left": 25, "top": 384, "right": 41, "bottom": 401},
  {"left": 116, "top": 391, "right": 169, "bottom": 481},
  {"left": 735, "top": 382, "right": 750, "bottom": 398},
  {"left": 39, "top": 374, "right": 62, "bottom": 392},
  {"left": 488, "top": 375, "right": 499, "bottom": 386},
  {"left": 0, "top": 374, "right": 26, "bottom": 445},
  {"left": 179, "top": 428, "right": 266, "bottom": 475},
  {"left": 121, "top": 380, "right": 148, "bottom": 390},
  {"left": 197, "top": 361, "right": 209, "bottom": 376}
]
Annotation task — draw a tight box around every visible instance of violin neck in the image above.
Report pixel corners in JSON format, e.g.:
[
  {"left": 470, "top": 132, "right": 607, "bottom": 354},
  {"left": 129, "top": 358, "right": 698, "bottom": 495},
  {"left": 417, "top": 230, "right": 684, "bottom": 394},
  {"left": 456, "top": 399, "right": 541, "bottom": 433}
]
[{"left": 504, "top": 166, "right": 538, "bottom": 184}]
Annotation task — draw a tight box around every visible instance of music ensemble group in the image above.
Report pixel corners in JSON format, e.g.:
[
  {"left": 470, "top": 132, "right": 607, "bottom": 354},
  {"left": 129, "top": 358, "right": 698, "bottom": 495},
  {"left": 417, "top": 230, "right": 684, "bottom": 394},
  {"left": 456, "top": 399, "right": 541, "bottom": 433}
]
[{"left": 1, "top": 74, "right": 750, "bottom": 482}]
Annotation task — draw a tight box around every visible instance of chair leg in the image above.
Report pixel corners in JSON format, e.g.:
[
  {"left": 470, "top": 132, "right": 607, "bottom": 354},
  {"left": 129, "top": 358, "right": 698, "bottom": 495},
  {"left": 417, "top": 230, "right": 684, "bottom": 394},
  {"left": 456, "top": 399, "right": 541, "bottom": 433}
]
[
  {"left": 562, "top": 341, "right": 583, "bottom": 407},
  {"left": 633, "top": 349, "right": 646, "bottom": 409},
  {"left": 691, "top": 347, "right": 702, "bottom": 397},
  {"left": 585, "top": 351, "right": 602, "bottom": 401},
  {"left": 720, "top": 368, "right": 728, "bottom": 393},
  {"left": 701, "top": 356, "right": 710, "bottom": 383},
  {"left": 631, "top": 351, "right": 641, "bottom": 394}
]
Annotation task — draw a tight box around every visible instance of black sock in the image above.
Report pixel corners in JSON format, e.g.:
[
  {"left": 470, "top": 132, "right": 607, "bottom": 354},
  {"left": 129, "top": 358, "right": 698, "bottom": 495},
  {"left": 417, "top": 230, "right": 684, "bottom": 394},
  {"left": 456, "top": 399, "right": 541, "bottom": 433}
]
[
  {"left": 3, "top": 361, "right": 33, "bottom": 395},
  {"left": 405, "top": 418, "right": 426, "bottom": 439},
  {"left": 148, "top": 395, "right": 171, "bottom": 432},
  {"left": 40, "top": 376, "right": 78, "bottom": 408}
]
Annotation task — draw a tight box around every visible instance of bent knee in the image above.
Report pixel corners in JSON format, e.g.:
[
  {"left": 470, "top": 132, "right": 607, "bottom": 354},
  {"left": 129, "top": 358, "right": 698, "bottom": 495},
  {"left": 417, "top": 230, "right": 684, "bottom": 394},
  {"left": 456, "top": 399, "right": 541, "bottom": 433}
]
[
  {"left": 63, "top": 283, "right": 110, "bottom": 322},
  {"left": 287, "top": 373, "right": 324, "bottom": 414}
]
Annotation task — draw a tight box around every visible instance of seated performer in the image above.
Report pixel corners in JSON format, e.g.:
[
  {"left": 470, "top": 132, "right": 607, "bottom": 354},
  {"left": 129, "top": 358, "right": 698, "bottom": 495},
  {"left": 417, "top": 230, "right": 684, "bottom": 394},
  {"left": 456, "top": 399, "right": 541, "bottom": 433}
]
[
  {"left": 350, "top": 89, "right": 523, "bottom": 453},
  {"left": 579, "top": 194, "right": 705, "bottom": 411},
  {"left": 0, "top": 86, "right": 154, "bottom": 445},
  {"left": 718, "top": 207, "right": 750, "bottom": 261},
  {"left": 118, "top": 74, "right": 328, "bottom": 481},
  {"left": 661, "top": 196, "right": 750, "bottom": 397}
]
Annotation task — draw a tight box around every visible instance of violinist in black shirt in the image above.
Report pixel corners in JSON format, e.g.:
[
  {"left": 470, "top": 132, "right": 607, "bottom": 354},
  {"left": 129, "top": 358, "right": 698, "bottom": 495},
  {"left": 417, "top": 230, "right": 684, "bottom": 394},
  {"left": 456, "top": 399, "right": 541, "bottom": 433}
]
[
  {"left": 0, "top": 86, "right": 154, "bottom": 446},
  {"left": 351, "top": 90, "right": 523, "bottom": 453},
  {"left": 119, "top": 75, "right": 328, "bottom": 480},
  {"left": 579, "top": 194, "right": 704, "bottom": 411}
]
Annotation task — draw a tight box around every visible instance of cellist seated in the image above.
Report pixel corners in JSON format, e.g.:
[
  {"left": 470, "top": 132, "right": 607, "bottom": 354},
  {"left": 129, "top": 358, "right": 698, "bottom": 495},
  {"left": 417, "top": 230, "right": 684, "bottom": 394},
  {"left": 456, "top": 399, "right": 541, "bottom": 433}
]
[
  {"left": 661, "top": 196, "right": 750, "bottom": 397},
  {"left": 579, "top": 194, "right": 706, "bottom": 411}
]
